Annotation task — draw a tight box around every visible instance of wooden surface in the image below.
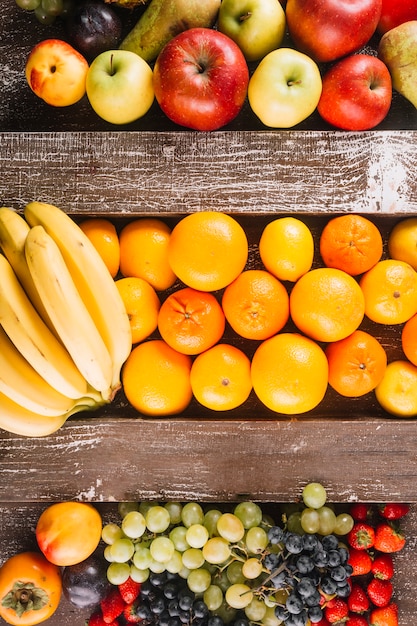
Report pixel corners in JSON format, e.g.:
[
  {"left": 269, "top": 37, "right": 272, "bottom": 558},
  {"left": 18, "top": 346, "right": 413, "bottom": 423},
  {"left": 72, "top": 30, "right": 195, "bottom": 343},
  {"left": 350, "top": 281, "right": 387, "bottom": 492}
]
[{"left": 2, "top": 3, "right": 417, "bottom": 624}]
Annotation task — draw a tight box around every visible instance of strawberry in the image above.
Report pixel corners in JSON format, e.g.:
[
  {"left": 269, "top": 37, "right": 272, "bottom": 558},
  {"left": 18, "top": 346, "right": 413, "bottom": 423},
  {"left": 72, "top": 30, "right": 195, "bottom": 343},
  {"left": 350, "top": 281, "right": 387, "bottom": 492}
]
[
  {"left": 347, "top": 522, "right": 375, "bottom": 550},
  {"left": 374, "top": 522, "right": 406, "bottom": 553},
  {"left": 348, "top": 583, "right": 370, "bottom": 613},
  {"left": 378, "top": 503, "right": 409, "bottom": 520},
  {"left": 371, "top": 554, "right": 394, "bottom": 580},
  {"left": 324, "top": 598, "right": 349, "bottom": 624},
  {"left": 367, "top": 578, "right": 393, "bottom": 608},
  {"left": 86, "top": 612, "right": 120, "bottom": 626},
  {"left": 313, "top": 618, "right": 331, "bottom": 626},
  {"left": 369, "top": 602, "right": 398, "bottom": 626},
  {"left": 100, "top": 588, "right": 125, "bottom": 624},
  {"left": 350, "top": 503, "right": 374, "bottom": 522},
  {"left": 347, "top": 615, "right": 368, "bottom": 626},
  {"left": 118, "top": 576, "right": 141, "bottom": 604},
  {"left": 123, "top": 599, "right": 141, "bottom": 623},
  {"left": 348, "top": 548, "right": 373, "bottom": 576}
]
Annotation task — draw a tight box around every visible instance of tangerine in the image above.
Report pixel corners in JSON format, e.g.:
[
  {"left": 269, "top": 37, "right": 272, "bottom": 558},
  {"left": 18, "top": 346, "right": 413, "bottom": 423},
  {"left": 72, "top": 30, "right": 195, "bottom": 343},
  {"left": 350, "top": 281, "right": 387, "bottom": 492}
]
[
  {"left": 168, "top": 212, "right": 248, "bottom": 291},
  {"left": 290, "top": 268, "right": 365, "bottom": 342},
  {"left": 325, "top": 330, "right": 387, "bottom": 397},
  {"left": 388, "top": 217, "right": 417, "bottom": 271},
  {"left": 359, "top": 259, "right": 417, "bottom": 325},
  {"left": 122, "top": 339, "right": 192, "bottom": 416},
  {"left": 115, "top": 276, "right": 160, "bottom": 345},
  {"left": 259, "top": 217, "right": 314, "bottom": 282},
  {"left": 319, "top": 214, "right": 383, "bottom": 276},
  {"left": 119, "top": 218, "right": 177, "bottom": 291},
  {"left": 221, "top": 269, "right": 290, "bottom": 340},
  {"left": 402, "top": 313, "right": 417, "bottom": 366},
  {"left": 375, "top": 360, "right": 417, "bottom": 417},
  {"left": 158, "top": 287, "right": 225, "bottom": 355},
  {"left": 79, "top": 218, "right": 120, "bottom": 278},
  {"left": 251, "top": 333, "right": 328, "bottom": 414},
  {"left": 190, "top": 344, "right": 252, "bottom": 411}
]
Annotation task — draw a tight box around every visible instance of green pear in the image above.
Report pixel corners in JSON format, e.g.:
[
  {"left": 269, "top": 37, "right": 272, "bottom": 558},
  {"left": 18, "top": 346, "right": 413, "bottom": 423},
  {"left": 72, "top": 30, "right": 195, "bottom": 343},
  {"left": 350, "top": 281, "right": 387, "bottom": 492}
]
[
  {"left": 378, "top": 20, "right": 417, "bottom": 109},
  {"left": 119, "top": 0, "right": 221, "bottom": 62}
]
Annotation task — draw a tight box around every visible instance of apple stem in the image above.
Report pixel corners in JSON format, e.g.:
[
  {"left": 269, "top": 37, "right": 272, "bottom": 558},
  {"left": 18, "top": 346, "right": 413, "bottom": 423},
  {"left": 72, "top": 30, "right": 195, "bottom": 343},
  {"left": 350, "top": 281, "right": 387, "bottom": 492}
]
[
  {"left": 239, "top": 12, "right": 252, "bottom": 22},
  {"left": 110, "top": 53, "right": 115, "bottom": 76},
  {"left": 287, "top": 79, "right": 302, "bottom": 87}
]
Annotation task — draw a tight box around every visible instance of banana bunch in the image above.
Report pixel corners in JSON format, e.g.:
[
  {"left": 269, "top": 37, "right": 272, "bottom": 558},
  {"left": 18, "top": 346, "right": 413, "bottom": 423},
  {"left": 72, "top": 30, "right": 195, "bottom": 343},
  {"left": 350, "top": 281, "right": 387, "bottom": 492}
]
[{"left": 0, "top": 202, "right": 132, "bottom": 438}]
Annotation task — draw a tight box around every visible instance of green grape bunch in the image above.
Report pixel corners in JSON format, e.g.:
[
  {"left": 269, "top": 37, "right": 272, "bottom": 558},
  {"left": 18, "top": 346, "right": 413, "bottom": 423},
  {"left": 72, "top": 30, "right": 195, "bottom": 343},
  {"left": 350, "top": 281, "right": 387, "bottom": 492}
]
[{"left": 15, "top": 0, "right": 74, "bottom": 25}]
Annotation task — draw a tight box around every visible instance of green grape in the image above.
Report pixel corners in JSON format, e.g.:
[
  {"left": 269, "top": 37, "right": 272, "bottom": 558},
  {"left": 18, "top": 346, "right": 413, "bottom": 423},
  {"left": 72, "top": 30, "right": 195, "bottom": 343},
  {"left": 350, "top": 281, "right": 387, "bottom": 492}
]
[
  {"left": 212, "top": 568, "right": 231, "bottom": 593},
  {"left": 165, "top": 550, "right": 183, "bottom": 574},
  {"left": 133, "top": 545, "right": 152, "bottom": 570},
  {"left": 149, "top": 558, "right": 167, "bottom": 574},
  {"left": 150, "top": 536, "right": 175, "bottom": 563},
  {"left": 242, "top": 557, "right": 263, "bottom": 579},
  {"left": 333, "top": 512, "right": 354, "bottom": 535},
  {"left": 103, "top": 545, "right": 115, "bottom": 563},
  {"left": 121, "top": 510, "right": 146, "bottom": 539},
  {"left": 275, "top": 588, "right": 290, "bottom": 606},
  {"left": 262, "top": 605, "right": 282, "bottom": 626},
  {"left": 181, "top": 548, "right": 205, "bottom": 570},
  {"left": 263, "top": 595, "right": 277, "bottom": 608},
  {"left": 302, "top": 482, "right": 327, "bottom": 509},
  {"left": 181, "top": 502, "right": 204, "bottom": 527},
  {"left": 118, "top": 501, "right": 139, "bottom": 518},
  {"left": 245, "top": 526, "right": 268, "bottom": 554},
  {"left": 110, "top": 537, "right": 135, "bottom": 563},
  {"left": 204, "top": 585, "right": 224, "bottom": 611},
  {"left": 226, "top": 560, "right": 245, "bottom": 584},
  {"left": 217, "top": 513, "right": 245, "bottom": 542},
  {"left": 15, "top": 0, "right": 41, "bottom": 10},
  {"left": 165, "top": 501, "right": 183, "bottom": 524},
  {"left": 225, "top": 584, "right": 253, "bottom": 609},
  {"left": 34, "top": 5, "right": 56, "bottom": 24},
  {"left": 169, "top": 525, "right": 190, "bottom": 552},
  {"left": 234, "top": 502, "right": 263, "bottom": 529},
  {"left": 213, "top": 600, "right": 237, "bottom": 624},
  {"left": 139, "top": 501, "right": 155, "bottom": 516},
  {"left": 286, "top": 511, "right": 304, "bottom": 535},
  {"left": 41, "top": 0, "right": 63, "bottom": 15},
  {"left": 245, "top": 597, "right": 267, "bottom": 621},
  {"left": 178, "top": 564, "right": 191, "bottom": 579},
  {"left": 187, "top": 567, "right": 212, "bottom": 593},
  {"left": 102, "top": 522, "right": 124, "bottom": 545},
  {"left": 317, "top": 506, "right": 337, "bottom": 535},
  {"left": 204, "top": 509, "right": 223, "bottom": 537},
  {"left": 202, "top": 537, "right": 231, "bottom": 565},
  {"left": 300, "top": 507, "right": 320, "bottom": 534},
  {"left": 130, "top": 565, "right": 150, "bottom": 583},
  {"left": 186, "top": 523, "right": 209, "bottom": 548},
  {"left": 107, "top": 561, "right": 130, "bottom": 585},
  {"left": 146, "top": 505, "right": 171, "bottom": 533}
]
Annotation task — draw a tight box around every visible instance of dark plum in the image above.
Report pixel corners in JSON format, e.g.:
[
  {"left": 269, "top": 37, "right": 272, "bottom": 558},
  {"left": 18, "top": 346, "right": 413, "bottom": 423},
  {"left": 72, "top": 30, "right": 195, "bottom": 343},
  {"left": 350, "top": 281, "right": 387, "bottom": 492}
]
[
  {"left": 65, "top": 0, "right": 123, "bottom": 62},
  {"left": 62, "top": 548, "right": 112, "bottom": 609}
]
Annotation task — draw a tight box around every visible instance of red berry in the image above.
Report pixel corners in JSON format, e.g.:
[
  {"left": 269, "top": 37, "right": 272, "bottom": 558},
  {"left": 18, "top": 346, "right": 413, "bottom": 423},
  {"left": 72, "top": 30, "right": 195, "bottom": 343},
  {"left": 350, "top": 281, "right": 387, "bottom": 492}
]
[
  {"left": 100, "top": 588, "right": 125, "bottom": 624},
  {"left": 348, "top": 548, "right": 373, "bottom": 576},
  {"left": 367, "top": 578, "right": 393, "bottom": 608},
  {"left": 324, "top": 598, "right": 349, "bottom": 623},
  {"left": 369, "top": 602, "right": 398, "bottom": 626},
  {"left": 349, "top": 503, "right": 374, "bottom": 522},
  {"left": 371, "top": 554, "right": 394, "bottom": 580},
  {"left": 347, "top": 615, "right": 368, "bottom": 626},
  {"left": 118, "top": 577, "right": 141, "bottom": 604},
  {"left": 374, "top": 522, "right": 406, "bottom": 553},
  {"left": 348, "top": 583, "right": 370, "bottom": 613},
  {"left": 379, "top": 503, "right": 409, "bottom": 520},
  {"left": 87, "top": 612, "right": 119, "bottom": 626},
  {"left": 347, "top": 522, "right": 375, "bottom": 550}
]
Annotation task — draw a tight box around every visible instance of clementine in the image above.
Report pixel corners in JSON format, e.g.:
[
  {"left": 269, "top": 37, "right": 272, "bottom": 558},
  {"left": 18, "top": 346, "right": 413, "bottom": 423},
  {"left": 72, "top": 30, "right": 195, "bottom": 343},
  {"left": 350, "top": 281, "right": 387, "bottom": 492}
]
[
  {"left": 259, "top": 216, "right": 314, "bottom": 282},
  {"left": 290, "top": 268, "right": 365, "bottom": 342},
  {"left": 388, "top": 217, "right": 417, "bottom": 271},
  {"left": 122, "top": 339, "right": 192, "bottom": 416},
  {"left": 158, "top": 287, "right": 225, "bottom": 355},
  {"left": 115, "top": 276, "right": 160, "bottom": 345},
  {"left": 402, "top": 313, "right": 417, "bottom": 366},
  {"left": 190, "top": 344, "right": 252, "bottom": 411},
  {"left": 119, "top": 218, "right": 177, "bottom": 291},
  {"left": 79, "top": 217, "right": 120, "bottom": 278},
  {"left": 221, "top": 269, "right": 290, "bottom": 340},
  {"left": 251, "top": 333, "right": 328, "bottom": 415},
  {"left": 359, "top": 259, "right": 417, "bottom": 325},
  {"left": 325, "top": 330, "right": 387, "bottom": 397},
  {"left": 375, "top": 360, "right": 417, "bottom": 417},
  {"left": 319, "top": 214, "right": 383, "bottom": 276},
  {"left": 167, "top": 212, "right": 248, "bottom": 291}
]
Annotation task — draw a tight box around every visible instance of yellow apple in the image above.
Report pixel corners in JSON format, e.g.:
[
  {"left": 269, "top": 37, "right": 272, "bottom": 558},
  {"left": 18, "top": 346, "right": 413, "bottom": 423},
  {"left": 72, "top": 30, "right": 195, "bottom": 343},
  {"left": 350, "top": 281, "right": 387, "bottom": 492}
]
[{"left": 25, "top": 39, "right": 89, "bottom": 107}]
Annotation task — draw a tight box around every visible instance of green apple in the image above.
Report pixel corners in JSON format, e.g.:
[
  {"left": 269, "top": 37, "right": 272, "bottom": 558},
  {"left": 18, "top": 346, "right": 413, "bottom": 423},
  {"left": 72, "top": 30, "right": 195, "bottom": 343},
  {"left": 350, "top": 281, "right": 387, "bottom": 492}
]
[
  {"left": 248, "top": 47, "right": 322, "bottom": 127},
  {"left": 86, "top": 49, "right": 154, "bottom": 125},
  {"left": 218, "top": 0, "right": 286, "bottom": 62}
]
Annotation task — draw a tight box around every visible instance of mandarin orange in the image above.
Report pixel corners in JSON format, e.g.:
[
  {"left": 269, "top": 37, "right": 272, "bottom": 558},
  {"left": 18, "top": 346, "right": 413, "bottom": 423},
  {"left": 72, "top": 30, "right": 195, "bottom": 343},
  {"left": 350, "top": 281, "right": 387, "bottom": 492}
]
[
  {"left": 402, "top": 313, "right": 417, "bottom": 367},
  {"left": 375, "top": 360, "right": 417, "bottom": 417},
  {"left": 115, "top": 276, "right": 160, "bottom": 345},
  {"left": 79, "top": 217, "right": 120, "bottom": 278},
  {"left": 388, "top": 217, "right": 417, "bottom": 271}
]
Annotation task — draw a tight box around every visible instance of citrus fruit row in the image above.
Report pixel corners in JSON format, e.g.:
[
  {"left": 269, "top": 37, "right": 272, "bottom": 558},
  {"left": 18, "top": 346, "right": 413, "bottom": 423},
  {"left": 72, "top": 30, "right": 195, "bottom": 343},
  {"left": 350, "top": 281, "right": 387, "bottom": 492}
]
[{"left": 79, "top": 211, "right": 417, "bottom": 419}]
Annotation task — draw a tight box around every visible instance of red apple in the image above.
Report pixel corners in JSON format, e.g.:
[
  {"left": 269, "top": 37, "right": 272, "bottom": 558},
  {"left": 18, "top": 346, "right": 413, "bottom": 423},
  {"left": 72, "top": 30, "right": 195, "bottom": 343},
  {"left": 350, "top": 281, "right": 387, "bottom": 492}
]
[
  {"left": 153, "top": 28, "right": 249, "bottom": 131},
  {"left": 286, "top": 0, "right": 382, "bottom": 63},
  {"left": 378, "top": 0, "right": 417, "bottom": 34},
  {"left": 317, "top": 54, "right": 392, "bottom": 130}
]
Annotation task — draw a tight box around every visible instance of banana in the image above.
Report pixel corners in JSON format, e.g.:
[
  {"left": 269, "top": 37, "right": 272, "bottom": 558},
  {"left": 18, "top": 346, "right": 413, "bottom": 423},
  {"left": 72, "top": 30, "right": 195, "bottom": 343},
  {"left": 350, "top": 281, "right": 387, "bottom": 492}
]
[
  {"left": 24, "top": 201, "right": 132, "bottom": 392},
  {"left": 0, "top": 252, "right": 89, "bottom": 400},
  {"left": 24, "top": 224, "right": 114, "bottom": 399}
]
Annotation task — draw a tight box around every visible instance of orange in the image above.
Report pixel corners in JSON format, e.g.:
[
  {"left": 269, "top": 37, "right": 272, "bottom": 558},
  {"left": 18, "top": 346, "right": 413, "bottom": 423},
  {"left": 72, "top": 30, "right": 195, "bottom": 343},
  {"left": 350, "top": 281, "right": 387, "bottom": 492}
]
[
  {"left": 122, "top": 339, "right": 192, "bottom": 416},
  {"left": 158, "top": 287, "right": 225, "bottom": 355},
  {"left": 325, "top": 330, "right": 387, "bottom": 397},
  {"left": 115, "top": 276, "right": 160, "bottom": 345},
  {"left": 359, "top": 259, "right": 417, "bottom": 325},
  {"left": 79, "top": 217, "right": 120, "bottom": 278},
  {"left": 319, "top": 214, "right": 383, "bottom": 276},
  {"left": 119, "top": 218, "right": 177, "bottom": 291},
  {"left": 190, "top": 343, "right": 252, "bottom": 411},
  {"left": 221, "top": 269, "right": 290, "bottom": 340},
  {"left": 259, "top": 217, "right": 314, "bottom": 282},
  {"left": 167, "top": 212, "right": 248, "bottom": 291},
  {"left": 375, "top": 360, "right": 417, "bottom": 417},
  {"left": 290, "top": 268, "right": 365, "bottom": 342},
  {"left": 402, "top": 313, "right": 417, "bottom": 366},
  {"left": 388, "top": 217, "right": 417, "bottom": 271},
  {"left": 251, "top": 333, "right": 328, "bottom": 414}
]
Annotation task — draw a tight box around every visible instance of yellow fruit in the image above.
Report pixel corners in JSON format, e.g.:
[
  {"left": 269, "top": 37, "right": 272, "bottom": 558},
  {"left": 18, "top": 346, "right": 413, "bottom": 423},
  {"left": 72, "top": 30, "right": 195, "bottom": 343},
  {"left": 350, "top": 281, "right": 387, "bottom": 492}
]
[
  {"left": 388, "top": 217, "right": 417, "bottom": 271},
  {"left": 375, "top": 360, "right": 417, "bottom": 417},
  {"left": 259, "top": 217, "right": 314, "bottom": 282}
]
